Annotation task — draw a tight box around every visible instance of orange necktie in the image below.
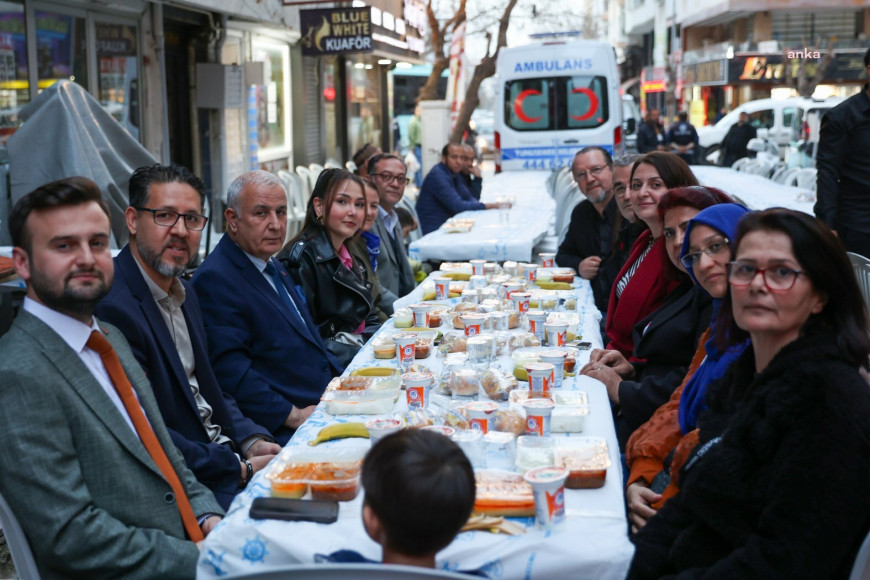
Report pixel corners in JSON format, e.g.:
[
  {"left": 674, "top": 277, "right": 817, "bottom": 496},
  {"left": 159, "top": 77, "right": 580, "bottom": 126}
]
[{"left": 87, "top": 330, "right": 204, "bottom": 542}]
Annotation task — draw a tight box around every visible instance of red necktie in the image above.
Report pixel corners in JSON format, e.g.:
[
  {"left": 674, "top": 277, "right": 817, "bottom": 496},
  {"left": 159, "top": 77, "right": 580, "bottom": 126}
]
[{"left": 86, "top": 330, "right": 204, "bottom": 542}]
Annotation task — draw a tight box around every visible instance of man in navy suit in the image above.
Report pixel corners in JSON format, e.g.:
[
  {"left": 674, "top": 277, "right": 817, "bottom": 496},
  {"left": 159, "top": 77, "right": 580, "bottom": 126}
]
[
  {"left": 193, "top": 170, "right": 343, "bottom": 444},
  {"left": 97, "top": 164, "right": 280, "bottom": 509}
]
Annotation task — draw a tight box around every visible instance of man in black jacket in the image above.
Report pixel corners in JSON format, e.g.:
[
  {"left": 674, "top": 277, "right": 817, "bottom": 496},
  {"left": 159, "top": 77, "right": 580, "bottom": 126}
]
[
  {"left": 814, "top": 48, "right": 870, "bottom": 256},
  {"left": 636, "top": 109, "right": 667, "bottom": 153},
  {"left": 719, "top": 112, "right": 756, "bottom": 167}
]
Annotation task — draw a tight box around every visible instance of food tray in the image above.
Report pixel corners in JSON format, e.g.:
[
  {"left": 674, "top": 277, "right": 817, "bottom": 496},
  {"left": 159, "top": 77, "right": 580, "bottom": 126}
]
[
  {"left": 473, "top": 470, "right": 535, "bottom": 517},
  {"left": 554, "top": 437, "right": 611, "bottom": 489},
  {"left": 267, "top": 446, "right": 367, "bottom": 500}
]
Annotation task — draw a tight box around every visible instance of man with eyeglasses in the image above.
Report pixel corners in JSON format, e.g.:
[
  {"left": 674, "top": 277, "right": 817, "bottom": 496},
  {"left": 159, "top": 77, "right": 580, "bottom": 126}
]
[
  {"left": 416, "top": 143, "right": 502, "bottom": 235},
  {"left": 556, "top": 146, "right": 633, "bottom": 313},
  {"left": 96, "top": 164, "right": 280, "bottom": 509},
  {"left": 367, "top": 153, "right": 418, "bottom": 310}
]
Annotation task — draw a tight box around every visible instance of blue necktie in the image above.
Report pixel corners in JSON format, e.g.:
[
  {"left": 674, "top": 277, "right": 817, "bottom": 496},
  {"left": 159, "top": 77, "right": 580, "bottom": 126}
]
[{"left": 263, "top": 260, "right": 309, "bottom": 333}]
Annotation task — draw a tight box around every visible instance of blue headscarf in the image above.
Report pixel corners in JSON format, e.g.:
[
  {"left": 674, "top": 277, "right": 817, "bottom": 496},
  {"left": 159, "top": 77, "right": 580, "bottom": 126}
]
[
  {"left": 360, "top": 231, "right": 380, "bottom": 271},
  {"left": 678, "top": 203, "right": 751, "bottom": 434}
]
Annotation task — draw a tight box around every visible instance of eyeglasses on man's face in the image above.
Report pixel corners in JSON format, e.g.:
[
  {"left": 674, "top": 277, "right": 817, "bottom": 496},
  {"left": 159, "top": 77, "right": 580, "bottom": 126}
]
[
  {"left": 573, "top": 165, "right": 609, "bottom": 182},
  {"left": 727, "top": 260, "right": 806, "bottom": 291},
  {"left": 135, "top": 207, "right": 209, "bottom": 231},
  {"left": 371, "top": 172, "right": 408, "bottom": 186},
  {"left": 680, "top": 237, "right": 729, "bottom": 270}
]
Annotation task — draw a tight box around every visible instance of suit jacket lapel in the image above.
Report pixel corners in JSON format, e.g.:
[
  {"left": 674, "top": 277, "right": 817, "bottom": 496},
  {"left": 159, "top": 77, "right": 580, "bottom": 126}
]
[
  {"left": 374, "top": 218, "right": 397, "bottom": 264},
  {"left": 17, "top": 312, "right": 161, "bottom": 477}
]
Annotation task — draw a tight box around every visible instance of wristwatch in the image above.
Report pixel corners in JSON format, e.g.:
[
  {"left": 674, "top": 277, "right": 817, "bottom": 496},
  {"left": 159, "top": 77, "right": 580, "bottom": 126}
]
[{"left": 241, "top": 459, "right": 253, "bottom": 488}]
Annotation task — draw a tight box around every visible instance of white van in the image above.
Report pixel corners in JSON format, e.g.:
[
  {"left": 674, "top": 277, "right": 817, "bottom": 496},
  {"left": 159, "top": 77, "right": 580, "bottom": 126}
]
[
  {"left": 697, "top": 96, "right": 843, "bottom": 162},
  {"left": 494, "top": 40, "right": 623, "bottom": 172}
]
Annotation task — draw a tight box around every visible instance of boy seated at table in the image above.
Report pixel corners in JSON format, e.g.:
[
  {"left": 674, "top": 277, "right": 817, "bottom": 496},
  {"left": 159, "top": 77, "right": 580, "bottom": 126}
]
[{"left": 320, "top": 429, "right": 485, "bottom": 575}]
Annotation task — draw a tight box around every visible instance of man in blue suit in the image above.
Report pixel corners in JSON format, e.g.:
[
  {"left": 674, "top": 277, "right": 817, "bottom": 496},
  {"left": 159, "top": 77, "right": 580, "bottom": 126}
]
[
  {"left": 193, "top": 170, "right": 343, "bottom": 444},
  {"left": 416, "top": 143, "right": 500, "bottom": 235},
  {"left": 97, "top": 164, "right": 280, "bottom": 509}
]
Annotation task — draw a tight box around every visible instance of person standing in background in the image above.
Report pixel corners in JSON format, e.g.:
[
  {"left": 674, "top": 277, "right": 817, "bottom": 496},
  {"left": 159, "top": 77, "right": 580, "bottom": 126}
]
[
  {"left": 719, "top": 112, "right": 756, "bottom": 168},
  {"left": 408, "top": 105, "right": 423, "bottom": 188},
  {"left": 637, "top": 109, "right": 667, "bottom": 154},
  {"left": 667, "top": 112, "right": 699, "bottom": 165}
]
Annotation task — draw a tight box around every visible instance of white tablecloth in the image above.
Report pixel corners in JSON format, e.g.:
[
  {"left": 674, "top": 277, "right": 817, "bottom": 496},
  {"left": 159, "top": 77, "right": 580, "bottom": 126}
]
[
  {"left": 408, "top": 171, "right": 553, "bottom": 263},
  {"left": 692, "top": 166, "right": 815, "bottom": 215},
  {"left": 197, "top": 278, "right": 633, "bottom": 580}
]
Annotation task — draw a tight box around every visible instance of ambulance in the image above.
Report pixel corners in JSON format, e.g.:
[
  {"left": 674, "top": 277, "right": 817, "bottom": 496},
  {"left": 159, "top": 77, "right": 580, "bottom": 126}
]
[{"left": 494, "top": 40, "right": 623, "bottom": 172}]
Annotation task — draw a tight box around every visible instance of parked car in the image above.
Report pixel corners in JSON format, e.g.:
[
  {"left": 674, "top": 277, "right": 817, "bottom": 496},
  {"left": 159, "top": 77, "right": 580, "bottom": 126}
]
[{"left": 697, "top": 96, "right": 843, "bottom": 164}]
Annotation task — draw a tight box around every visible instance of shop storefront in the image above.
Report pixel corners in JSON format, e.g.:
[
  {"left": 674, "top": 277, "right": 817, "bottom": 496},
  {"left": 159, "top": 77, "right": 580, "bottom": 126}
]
[
  {"left": 681, "top": 58, "right": 728, "bottom": 125},
  {"left": 640, "top": 65, "right": 667, "bottom": 116},
  {"left": 296, "top": 2, "right": 423, "bottom": 166}
]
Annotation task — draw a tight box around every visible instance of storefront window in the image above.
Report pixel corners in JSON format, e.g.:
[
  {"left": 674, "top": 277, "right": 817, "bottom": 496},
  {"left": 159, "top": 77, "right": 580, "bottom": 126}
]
[
  {"left": 36, "top": 9, "right": 87, "bottom": 92},
  {"left": 347, "top": 60, "right": 382, "bottom": 153},
  {"left": 0, "top": 1, "right": 27, "bottom": 145},
  {"left": 252, "top": 38, "right": 290, "bottom": 159},
  {"left": 95, "top": 21, "right": 138, "bottom": 140}
]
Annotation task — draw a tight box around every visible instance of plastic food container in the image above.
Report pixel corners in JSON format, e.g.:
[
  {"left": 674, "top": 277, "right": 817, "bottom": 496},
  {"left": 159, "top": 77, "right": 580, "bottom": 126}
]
[
  {"left": 473, "top": 470, "right": 535, "bottom": 517},
  {"left": 554, "top": 437, "right": 611, "bottom": 489},
  {"left": 348, "top": 367, "right": 402, "bottom": 390},
  {"left": 267, "top": 446, "right": 367, "bottom": 501},
  {"left": 449, "top": 368, "right": 482, "bottom": 400},
  {"left": 515, "top": 435, "right": 555, "bottom": 472},
  {"left": 550, "top": 391, "right": 590, "bottom": 433},
  {"left": 483, "top": 431, "right": 517, "bottom": 470},
  {"left": 321, "top": 381, "right": 401, "bottom": 415},
  {"left": 522, "top": 398, "right": 555, "bottom": 436},
  {"left": 451, "top": 428, "right": 484, "bottom": 468},
  {"left": 421, "top": 425, "right": 455, "bottom": 438},
  {"left": 365, "top": 418, "right": 403, "bottom": 444},
  {"left": 525, "top": 363, "right": 554, "bottom": 398},
  {"left": 393, "top": 309, "right": 413, "bottom": 328},
  {"left": 371, "top": 336, "right": 397, "bottom": 359}
]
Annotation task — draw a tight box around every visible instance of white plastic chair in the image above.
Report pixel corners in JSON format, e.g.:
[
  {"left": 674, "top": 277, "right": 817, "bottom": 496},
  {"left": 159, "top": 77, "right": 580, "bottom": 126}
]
[
  {"left": 295, "top": 166, "right": 313, "bottom": 199},
  {"left": 849, "top": 527, "right": 870, "bottom": 580},
  {"left": 324, "top": 158, "right": 341, "bottom": 169},
  {"left": 730, "top": 157, "right": 751, "bottom": 172},
  {"left": 309, "top": 163, "right": 325, "bottom": 180},
  {"left": 345, "top": 160, "right": 357, "bottom": 173},
  {"left": 277, "top": 170, "right": 306, "bottom": 241},
  {"left": 795, "top": 168, "right": 817, "bottom": 192},
  {"left": 0, "top": 490, "right": 42, "bottom": 579},
  {"left": 224, "top": 563, "right": 473, "bottom": 579},
  {"left": 847, "top": 252, "right": 870, "bottom": 317}
]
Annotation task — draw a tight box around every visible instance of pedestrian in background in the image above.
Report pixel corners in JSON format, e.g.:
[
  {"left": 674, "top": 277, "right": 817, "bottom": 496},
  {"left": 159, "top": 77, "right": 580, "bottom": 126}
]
[
  {"left": 814, "top": 47, "right": 870, "bottom": 257},
  {"left": 719, "top": 111, "right": 756, "bottom": 168},
  {"left": 667, "top": 111, "right": 699, "bottom": 165},
  {"left": 637, "top": 109, "right": 667, "bottom": 153}
]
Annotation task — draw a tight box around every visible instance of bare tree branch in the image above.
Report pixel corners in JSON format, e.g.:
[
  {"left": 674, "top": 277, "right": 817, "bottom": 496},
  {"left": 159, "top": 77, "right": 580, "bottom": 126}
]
[{"left": 417, "top": 0, "right": 467, "bottom": 103}]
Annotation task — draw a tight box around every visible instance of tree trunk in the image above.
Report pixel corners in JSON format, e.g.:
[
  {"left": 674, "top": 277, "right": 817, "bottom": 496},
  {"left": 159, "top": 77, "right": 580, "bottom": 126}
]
[
  {"left": 447, "top": 0, "right": 519, "bottom": 143},
  {"left": 417, "top": 0, "right": 466, "bottom": 103}
]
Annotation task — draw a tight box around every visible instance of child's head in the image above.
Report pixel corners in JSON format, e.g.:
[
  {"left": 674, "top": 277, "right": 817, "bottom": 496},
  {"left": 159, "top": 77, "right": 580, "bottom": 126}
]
[
  {"left": 394, "top": 207, "right": 418, "bottom": 238},
  {"left": 362, "top": 429, "right": 475, "bottom": 559}
]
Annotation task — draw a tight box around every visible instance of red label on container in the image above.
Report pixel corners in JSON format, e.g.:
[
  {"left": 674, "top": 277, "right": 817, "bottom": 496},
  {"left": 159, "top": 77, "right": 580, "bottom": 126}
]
[
  {"left": 464, "top": 324, "right": 481, "bottom": 336},
  {"left": 526, "top": 415, "right": 544, "bottom": 436},
  {"left": 541, "top": 258, "right": 554, "bottom": 267},
  {"left": 518, "top": 299, "right": 530, "bottom": 313},
  {"left": 406, "top": 386, "right": 427, "bottom": 407},
  {"left": 435, "top": 284, "right": 448, "bottom": 300},
  {"left": 400, "top": 344, "right": 415, "bottom": 361},
  {"left": 546, "top": 488, "right": 565, "bottom": 521},
  {"left": 469, "top": 417, "right": 489, "bottom": 434}
]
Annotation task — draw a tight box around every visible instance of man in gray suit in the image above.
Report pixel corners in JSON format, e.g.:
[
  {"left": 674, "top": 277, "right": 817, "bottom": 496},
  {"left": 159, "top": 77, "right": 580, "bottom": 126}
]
[
  {"left": 0, "top": 177, "right": 222, "bottom": 579},
  {"left": 367, "top": 153, "right": 416, "bottom": 313}
]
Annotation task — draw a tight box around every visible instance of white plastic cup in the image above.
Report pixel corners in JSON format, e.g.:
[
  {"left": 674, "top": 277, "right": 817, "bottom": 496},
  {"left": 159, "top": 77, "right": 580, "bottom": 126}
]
[
  {"left": 503, "top": 261, "right": 519, "bottom": 277},
  {"left": 465, "top": 401, "right": 499, "bottom": 434},
  {"left": 433, "top": 277, "right": 452, "bottom": 301},
  {"left": 365, "top": 418, "right": 403, "bottom": 445},
  {"left": 469, "top": 274, "right": 488, "bottom": 289},
  {"left": 490, "top": 311, "right": 510, "bottom": 332},
  {"left": 525, "top": 362, "right": 554, "bottom": 398},
  {"left": 421, "top": 425, "right": 456, "bottom": 438},
  {"left": 466, "top": 336, "right": 490, "bottom": 363},
  {"left": 522, "top": 398, "right": 555, "bottom": 436},
  {"left": 484, "top": 431, "right": 517, "bottom": 470},
  {"left": 539, "top": 253, "right": 556, "bottom": 268},
  {"left": 544, "top": 321, "right": 569, "bottom": 347},
  {"left": 451, "top": 428, "right": 484, "bottom": 468},
  {"left": 403, "top": 371, "right": 434, "bottom": 408},
  {"left": 525, "top": 310, "right": 549, "bottom": 341},
  {"left": 524, "top": 265, "right": 538, "bottom": 283},
  {"left": 393, "top": 333, "right": 417, "bottom": 371},
  {"left": 409, "top": 303, "right": 431, "bottom": 327},
  {"left": 461, "top": 288, "right": 480, "bottom": 304},
  {"left": 470, "top": 259, "right": 487, "bottom": 276},
  {"left": 539, "top": 350, "right": 567, "bottom": 389},
  {"left": 501, "top": 282, "right": 524, "bottom": 299},
  {"left": 511, "top": 292, "right": 531, "bottom": 313},
  {"left": 461, "top": 314, "right": 486, "bottom": 337},
  {"left": 524, "top": 466, "right": 569, "bottom": 529}
]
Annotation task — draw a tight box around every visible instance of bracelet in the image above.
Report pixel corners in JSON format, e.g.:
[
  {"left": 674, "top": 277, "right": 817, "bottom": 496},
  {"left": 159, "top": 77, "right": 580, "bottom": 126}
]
[{"left": 242, "top": 459, "right": 253, "bottom": 488}]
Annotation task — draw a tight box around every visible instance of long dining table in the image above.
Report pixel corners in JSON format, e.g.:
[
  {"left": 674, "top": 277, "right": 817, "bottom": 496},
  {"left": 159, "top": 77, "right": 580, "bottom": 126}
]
[{"left": 196, "top": 271, "right": 635, "bottom": 579}]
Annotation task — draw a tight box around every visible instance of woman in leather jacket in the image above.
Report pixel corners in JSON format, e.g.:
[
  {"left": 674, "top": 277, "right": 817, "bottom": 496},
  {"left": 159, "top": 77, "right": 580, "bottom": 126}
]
[{"left": 278, "top": 168, "right": 381, "bottom": 366}]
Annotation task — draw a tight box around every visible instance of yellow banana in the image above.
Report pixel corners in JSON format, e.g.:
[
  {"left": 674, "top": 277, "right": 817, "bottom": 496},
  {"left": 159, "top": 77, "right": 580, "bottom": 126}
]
[
  {"left": 535, "top": 281, "right": 574, "bottom": 290},
  {"left": 351, "top": 367, "right": 400, "bottom": 377},
  {"left": 308, "top": 422, "right": 370, "bottom": 446}
]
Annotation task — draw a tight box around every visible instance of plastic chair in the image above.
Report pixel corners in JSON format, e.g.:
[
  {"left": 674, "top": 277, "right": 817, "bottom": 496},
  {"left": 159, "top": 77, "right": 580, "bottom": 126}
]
[
  {"left": 730, "top": 157, "right": 751, "bottom": 172},
  {"left": 324, "top": 158, "right": 341, "bottom": 169},
  {"left": 224, "top": 563, "right": 473, "bottom": 579},
  {"left": 309, "top": 163, "right": 325, "bottom": 180},
  {"left": 847, "top": 252, "right": 870, "bottom": 317},
  {"left": 795, "top": 168, "right": 817, "bottom": 192},
  {"left": 295, "top": 165, "right": 313, "bottom": 198},
  {"left": 850, "top": 527, "right": 870, "bottom": 580},
  {"left": 0, "top": 490, "right": 42, "bottom": 579},
  {"left": 345, "top": 160, "right": 357, "bottom": 173},
  {"left": 277, "top": 170, "right": 305, "bottom": 241}
]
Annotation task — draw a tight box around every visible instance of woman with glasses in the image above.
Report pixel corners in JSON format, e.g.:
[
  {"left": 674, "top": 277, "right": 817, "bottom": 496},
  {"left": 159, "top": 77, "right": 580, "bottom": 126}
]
[
  {"left": 582, "top": 186, "right": 732, "bottom": 450},
  {"left": 623, "top": 202, "right": 750, "bottom": 533},
  {"left": 603, "top": 152, "right": 700, "bottom": 359},
  {"left": 278, "top": 168, "right": 381, "bottom": 366},
  {"left": 629, "top": 209, "right": 870, "bottom": 578}
]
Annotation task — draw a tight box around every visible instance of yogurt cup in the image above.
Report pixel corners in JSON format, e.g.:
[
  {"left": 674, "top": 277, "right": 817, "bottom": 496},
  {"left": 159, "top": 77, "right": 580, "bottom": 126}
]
[
  {"left": 432, "top": 277, "right": 452, "bottom": 301},
  {"left": 409, "top": 303, "right": 432, "bottom": 327},
  {"left": 465, "top": 401, "right": 498, "bottom": 434},
  {"left": 393, "top": 309, "right": 413, "bottom": 328},
  {"left": 461, "top": 314, "right": 487, "bottom": 337},
  {"left": 470, "top": 259, "right": 487, "bottom": 276},
  {"left": 544, "top": 321, "right": 569, "bottom": 347},
  {"left": 502, "top": 261, "right": 519, "bottom": 277},
  {"left": 539, "top": 253, "right": 556, "bottom": 268},
  {"left": 524, "top": 265, "right": 538, "bottom": 283},
  {"left": 525, "top": 310, "right": 549, "bottom": 341},
  {"left": 469, "top": 274, "right": 488, "bottom": 289},
  {"left": 403, "top": 371, "right": 434, "bottom": 408},
  {"left": 393, "top": 333, "right": 417, "bottom": 371},
  {"left": 525, "top": 362, "right": 554, "bottom": 398},
  {"left": 421, "top": 425, "right": 456, "bottom": 438},
  {"left": 522, "top": 398, "right": 555, "bottom": 436},
  {"left": 483, "top": 431, "right": 517, "bottom": 470},
  {"left": 524, "top": 466, "right": 569, "bottom": 529},
  {"left": 501, "top": 282, "right": 524, "bottom": 299},
  {"left": 451, "top": 428, "right": 484, "bottom": 468},
  {"left": 511, "top": 292, "right": 532, "bottom": 313},
  {"left": 489, "top": 311, "right": 510, "bottom": 332},
  {"left": 461, "top": 288, "right": 480, "bottom": 304},
  {"left": 539, "top": 350, "right": 567, "bottom": 389},
  {"left": 365, "top": 418, "right": 403, "bottom": 445}
]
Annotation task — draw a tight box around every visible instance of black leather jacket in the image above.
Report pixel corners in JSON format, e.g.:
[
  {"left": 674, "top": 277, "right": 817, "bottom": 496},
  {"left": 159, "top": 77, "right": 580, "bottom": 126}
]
[{"left": 278, "top": 228, "right": 381, "bottom": 345}]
